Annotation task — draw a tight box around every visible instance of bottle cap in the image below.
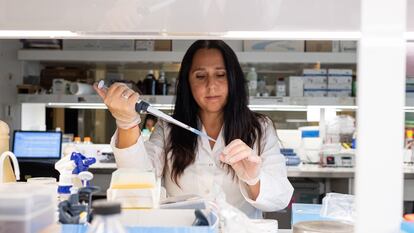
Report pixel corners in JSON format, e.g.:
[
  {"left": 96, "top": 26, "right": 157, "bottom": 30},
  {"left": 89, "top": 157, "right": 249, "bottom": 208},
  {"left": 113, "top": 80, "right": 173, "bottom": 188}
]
[
  {"left": 84, "top": 137, "right": 91, "bottom": 143},
  {"left": 74, "top": 137, "right": 81, "bottom": 143}
]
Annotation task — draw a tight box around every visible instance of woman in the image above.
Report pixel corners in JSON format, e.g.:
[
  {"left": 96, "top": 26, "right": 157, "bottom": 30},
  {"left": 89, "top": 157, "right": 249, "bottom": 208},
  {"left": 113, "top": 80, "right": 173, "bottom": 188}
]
[{"left": 95, "top": 40, "right": 293, "bottom": 218}]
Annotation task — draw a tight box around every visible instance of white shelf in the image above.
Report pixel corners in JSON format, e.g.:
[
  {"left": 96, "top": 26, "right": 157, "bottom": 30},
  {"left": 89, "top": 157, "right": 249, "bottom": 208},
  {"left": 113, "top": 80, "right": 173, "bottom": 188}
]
[
  {"left": 18, "top": 94, "right": 357, "bottom": 110},
  {"left": 17, "top": 50, "right": 357, "bottom": 64}
]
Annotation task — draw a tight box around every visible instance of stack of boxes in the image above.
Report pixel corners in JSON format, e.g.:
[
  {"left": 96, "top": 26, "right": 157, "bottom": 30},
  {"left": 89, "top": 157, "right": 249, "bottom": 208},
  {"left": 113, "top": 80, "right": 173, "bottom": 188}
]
[
  {"left": 327, "top": 69, "right": 353, "bottom": 97},
  {"left": 286, "top": 69, "right": 353, "bottom": 97},
  {"left": 303, "top": 69, "right": 328, "bottom": 97}
]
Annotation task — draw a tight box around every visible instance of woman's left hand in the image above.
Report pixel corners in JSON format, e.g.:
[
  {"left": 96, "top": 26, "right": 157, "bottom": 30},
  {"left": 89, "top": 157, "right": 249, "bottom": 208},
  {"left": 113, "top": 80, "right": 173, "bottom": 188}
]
[{"left": 220, "top": 139, "right": 262, "bottom": 185}]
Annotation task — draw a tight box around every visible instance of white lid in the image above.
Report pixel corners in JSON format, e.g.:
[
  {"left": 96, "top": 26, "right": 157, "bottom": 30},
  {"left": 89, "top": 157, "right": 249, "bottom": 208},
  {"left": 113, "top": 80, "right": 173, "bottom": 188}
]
[
  {"left": 0, "top": 120, "right": 10, "bottom": 135},
  {"left": 148, "top": 70, "right": 154, "bottom": 75},
  {"left": 250, "top": 67, "right": 256, "bottom": 71}
]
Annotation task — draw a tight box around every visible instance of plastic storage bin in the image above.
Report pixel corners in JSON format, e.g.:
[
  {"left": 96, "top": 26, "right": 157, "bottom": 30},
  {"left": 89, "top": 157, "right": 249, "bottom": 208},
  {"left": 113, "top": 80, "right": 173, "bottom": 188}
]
[{"left": 0, "top": 183, "right": 55, "bottom": 233}]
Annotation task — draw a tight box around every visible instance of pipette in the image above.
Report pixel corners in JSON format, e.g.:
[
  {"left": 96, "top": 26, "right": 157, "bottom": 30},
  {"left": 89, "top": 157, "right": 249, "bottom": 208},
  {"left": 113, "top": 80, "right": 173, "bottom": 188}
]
[{"left": 97, "top": 80, "right": 216, "bottom": 142}]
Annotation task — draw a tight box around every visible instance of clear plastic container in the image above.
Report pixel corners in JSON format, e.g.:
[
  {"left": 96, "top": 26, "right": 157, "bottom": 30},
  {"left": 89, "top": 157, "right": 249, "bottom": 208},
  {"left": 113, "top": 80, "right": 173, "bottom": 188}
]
[
  {"left": 0, "top": 183, "right": 55, "bottom": 233},
  {"left": 87, "top": 200, "right": 127, "bottom": 233}
]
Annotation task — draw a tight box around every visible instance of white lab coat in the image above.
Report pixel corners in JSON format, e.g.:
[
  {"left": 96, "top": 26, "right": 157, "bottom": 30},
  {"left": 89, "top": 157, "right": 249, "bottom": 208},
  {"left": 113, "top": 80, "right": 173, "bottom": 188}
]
[{"left": 110, "top": 118, "right": 293, "bottom": 218}]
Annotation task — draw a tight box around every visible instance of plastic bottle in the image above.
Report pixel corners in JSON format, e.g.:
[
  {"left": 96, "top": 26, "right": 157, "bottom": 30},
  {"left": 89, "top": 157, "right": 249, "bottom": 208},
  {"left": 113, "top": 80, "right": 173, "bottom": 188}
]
[
  {"left": 168, "top": 77, "right": 177, "bottom": 95},
  {"left": 74, "top": 137, "right": 82, "bottom": 144},
  {"left": 276, "top": 77, "right": 286, "bottom": 97},
  {"left": 87, "top": 200, "right": 127, "bottom": 233},
  {"left": 83, "top": 137, "right": 93, "bottom": 144},
  {"left": 156, "top": 71, "right": 168, "bottom": 95},
  {"left": 246, "top": 67, "right": 258, "bottom": 97},
  {"left": 143, "top": 70, "right": 157, "bottom": 95},
  {"left": 257, "top": 76, "right": 268, "bottom": 97}
]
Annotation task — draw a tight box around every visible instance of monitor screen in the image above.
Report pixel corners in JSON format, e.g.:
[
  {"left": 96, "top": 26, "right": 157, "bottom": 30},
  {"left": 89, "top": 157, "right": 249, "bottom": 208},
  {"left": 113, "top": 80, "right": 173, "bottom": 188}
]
[{"left": 13, "top": 131, "right": 62, "bottom": 159}]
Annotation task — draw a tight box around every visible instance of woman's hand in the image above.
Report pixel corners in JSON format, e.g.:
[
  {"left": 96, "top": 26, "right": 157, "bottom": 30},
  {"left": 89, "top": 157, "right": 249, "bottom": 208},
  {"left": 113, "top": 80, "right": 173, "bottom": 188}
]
[
  {"left": 220, "top": 139, "right": 262, "bottom": 186},
  {"left": 94, "top": 82, "right": 141, "bottom": 129}
]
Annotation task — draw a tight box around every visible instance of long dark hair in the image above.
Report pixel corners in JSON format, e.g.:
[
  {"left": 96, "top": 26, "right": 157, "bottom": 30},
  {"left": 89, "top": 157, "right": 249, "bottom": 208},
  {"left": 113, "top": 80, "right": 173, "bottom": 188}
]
[{"left": 167, "top": 40, "right": 265, "bottom": 185}]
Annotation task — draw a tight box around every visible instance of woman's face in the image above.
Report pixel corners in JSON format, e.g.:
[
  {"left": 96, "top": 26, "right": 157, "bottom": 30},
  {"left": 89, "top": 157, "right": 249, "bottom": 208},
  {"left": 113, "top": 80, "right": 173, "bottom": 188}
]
[{"left": 189, "top": 48, "right": 228, "bottom": 115}]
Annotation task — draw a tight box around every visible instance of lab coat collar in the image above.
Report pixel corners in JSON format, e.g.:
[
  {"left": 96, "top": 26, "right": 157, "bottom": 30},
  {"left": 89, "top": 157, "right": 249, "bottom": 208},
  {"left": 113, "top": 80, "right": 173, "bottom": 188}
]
[{"left": 198, "top": 119, "right": 225, "bottom": 155}]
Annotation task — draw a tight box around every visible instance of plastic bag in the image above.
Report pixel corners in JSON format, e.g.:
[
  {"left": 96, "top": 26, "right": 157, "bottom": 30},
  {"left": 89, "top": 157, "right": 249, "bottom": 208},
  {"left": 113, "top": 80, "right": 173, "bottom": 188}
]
[
  {"left": 320, "top": 192, "right": 355, "bottom": 223},
  {"left": 206, "top": 184, "right": 266, "bottom": 233}
]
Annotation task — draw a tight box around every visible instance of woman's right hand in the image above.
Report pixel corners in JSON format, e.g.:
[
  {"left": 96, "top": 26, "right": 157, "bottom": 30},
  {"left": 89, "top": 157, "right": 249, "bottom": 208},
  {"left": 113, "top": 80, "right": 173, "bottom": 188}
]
[{"left": 94, "top": 82, "right": 141, "bottom": 129}]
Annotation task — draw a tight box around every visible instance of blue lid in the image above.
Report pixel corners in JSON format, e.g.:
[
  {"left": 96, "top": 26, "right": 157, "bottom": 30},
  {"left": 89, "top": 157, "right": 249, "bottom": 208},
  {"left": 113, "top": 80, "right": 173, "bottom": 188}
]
[
  {"left": 301, "top": 130, "right": 320, "bottom": 138},
  {"left": 280, "top": 148, "right": 294, "bottom": 154}
]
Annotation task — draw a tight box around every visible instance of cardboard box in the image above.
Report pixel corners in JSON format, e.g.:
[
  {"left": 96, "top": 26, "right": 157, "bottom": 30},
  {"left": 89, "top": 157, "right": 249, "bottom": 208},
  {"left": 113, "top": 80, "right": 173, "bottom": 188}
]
[
  {"left": 328, "top": 82, "right": 352, "bottom": 90},
  {"left": 327, "top": 90, "right": 352, "bottom": 97},
  {"left": 154, "top": 40, "right": 172, "bottom": 51},
  {"left": 328, "top": 76, "right": 352, "bottom": 85},
  {"left": 135, "top": 40, "right": 155, "bottom": 51},
  {"left": 340, "top": 41, "right": 357, "bottom": 52},
  {"left": 328, "top": 69, "right": 353, "bottom": 76},
  {"left": 286, "top": 76, "right": 304, "bottom": 97},
  {"left": 303, "top": 69, "right": 327, "bottom": 76},
  {"left": 99, "top": 40, "right": 135, "bottom": 51},
  {"left": 304, "top": 82, "right": 328, "bottom": 89},
  {"left": 303, "top": 76, "right": 327, "bottom": 85},
  {"left": 305, "top": 41, "right": 333, "bottom": 52},
  {"left": 304, "top": 90, "right": 327, "bottom": 97},
  {"left": 243, "top": 40, "right": 304, "bottom": 52}
]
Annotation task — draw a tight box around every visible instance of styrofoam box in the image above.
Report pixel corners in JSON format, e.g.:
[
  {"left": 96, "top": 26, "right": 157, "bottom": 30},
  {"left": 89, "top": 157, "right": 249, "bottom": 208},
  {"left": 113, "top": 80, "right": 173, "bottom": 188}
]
[
  {"left": 304, "top": 90, "right": 327, "bottom": 97},
  {"left": 303, "top": 69, "right": 327, "bottom": 76},
  {"left": 243, "top": 40, "right": 304, "bottom": 52},
  {"left": 303, "top": 76, "right": 327, "bottom": 84},
  {"left": 328, "top": 76, "right": 352, "bottom": 84},
  {"left": 172, "top": 40, "right": 243, "bottom": 52},
  {"left": 328, "top": 69, "right": 353, "bottom": 76},
  {"left": 328, "top": 82, "right": 352, "bottom": 90},
  {"left": 327, "top": 90, "right": 352, "bottom": 97},
  {"left": 286, "top": 76, "right": 304, "bottom": 97},
  {"left": 0, "top": 183, "right": 55, "bottom": 233}
]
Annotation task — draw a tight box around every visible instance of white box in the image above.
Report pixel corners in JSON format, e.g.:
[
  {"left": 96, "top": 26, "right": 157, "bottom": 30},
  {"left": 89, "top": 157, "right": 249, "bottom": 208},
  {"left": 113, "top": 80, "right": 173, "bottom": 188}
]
[
  {"left": 100, "top": 40, "right": 135, "bottom": 51},
  {"left": 303, "top": 69, "right": 327, "bottom": 76},
  {"left": 303, "top": 76, "right": 327, "bottom": 84},
  {"left": 328, "top": 76, "right": 352, "bottom": 85},
  {"left": 286, "top": 76, "right": 304, "bottom": 97},
  {"left": 172, "top": 40, "right": 242, "bottom": 52},
  {"left": 328, "top": 82, "right": 352, "bottom": 90},
  {"left": 304, "top": 90, "right": 327, "bottom": 97},
  {"left": 328, "top": 69, "right": 353, "bottom": 76},
  {"left": 340, "top": 41, "right": 357, "bottom": 52},
  {"left": 304, "top": 82, "right": 327, "bottom": 89},
  {"left": 243, "top": 40, "right": 304, "bottom": 52},
  {"left": 63, "top": 39, "right": 100, "bottom": 50},
  {"left": 135, "top": 40, "right": 155, "bottom": 51},
  {"left": 327, "top": 90, "right": 352, "bottom": 97}
]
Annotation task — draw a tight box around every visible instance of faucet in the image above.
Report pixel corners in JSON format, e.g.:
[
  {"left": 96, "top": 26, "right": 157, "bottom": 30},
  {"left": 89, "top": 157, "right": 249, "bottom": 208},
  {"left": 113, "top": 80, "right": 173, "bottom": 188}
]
[{"left": 0, "top": 151, "right": 20, "bottom": 182}]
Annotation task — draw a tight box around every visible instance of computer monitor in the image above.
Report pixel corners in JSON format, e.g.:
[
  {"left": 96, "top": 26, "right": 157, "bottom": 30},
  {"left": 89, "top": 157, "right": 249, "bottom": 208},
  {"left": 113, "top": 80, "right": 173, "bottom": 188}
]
[{"left": 12, "top": 131, "right": 62, "bottom": 160}]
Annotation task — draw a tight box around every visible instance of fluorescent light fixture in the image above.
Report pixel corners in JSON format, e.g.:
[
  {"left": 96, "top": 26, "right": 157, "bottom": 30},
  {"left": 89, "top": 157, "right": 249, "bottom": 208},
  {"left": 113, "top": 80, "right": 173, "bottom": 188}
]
[
  {"left": 248, "top": 104, "right": 307, "bottom": 111},
  {"left": 47, "top": 103, "right": 107, "bottom": 109},
  {"left": 222, "top": 31, "right": 361, "bottom": 40},
  {"left": 0, "top": 30, "right": 78, "bottom": 39}
]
